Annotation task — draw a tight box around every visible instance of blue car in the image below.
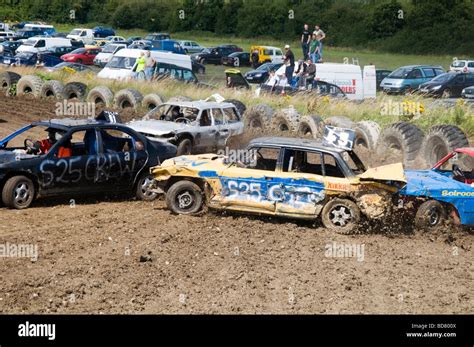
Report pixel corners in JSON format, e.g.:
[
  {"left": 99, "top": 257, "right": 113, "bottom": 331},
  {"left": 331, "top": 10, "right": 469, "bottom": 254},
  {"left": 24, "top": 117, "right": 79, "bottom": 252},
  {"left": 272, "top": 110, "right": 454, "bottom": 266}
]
[
  {"left": 399, "top": 147, "right": 474, "bottom": 227},
  {"left": 380, "top": 65, "right": 444, "bottom": 94},
  {"left": 93, "top": 26, "right": 116, "bottom": 38},
  {"left": 150, "top": 40, "right": 186, "bottom": 55},
  {"left": 1, "top": 52, "right": 62, "bottom": 67}
]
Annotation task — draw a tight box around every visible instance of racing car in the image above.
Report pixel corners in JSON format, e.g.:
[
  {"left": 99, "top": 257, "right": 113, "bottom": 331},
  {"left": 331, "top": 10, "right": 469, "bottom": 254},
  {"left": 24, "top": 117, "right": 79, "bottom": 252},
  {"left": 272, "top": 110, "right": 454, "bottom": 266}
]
[
  {"left": 151, "top": 128, "right": 407, "bottom": 233},
  {"left": 399, "top": 147, "right": 474, "bottom": 228},
  {"left": 0, "top": 112, "right": 177, "bottom": 209}
]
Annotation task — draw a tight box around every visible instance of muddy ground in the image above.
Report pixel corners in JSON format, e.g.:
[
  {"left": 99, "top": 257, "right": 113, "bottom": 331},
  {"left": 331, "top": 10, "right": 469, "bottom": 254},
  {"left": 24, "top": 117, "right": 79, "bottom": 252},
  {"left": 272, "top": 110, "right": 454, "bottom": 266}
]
[{"left": 0, "top": 95, "right": 472, "bottom": 314}]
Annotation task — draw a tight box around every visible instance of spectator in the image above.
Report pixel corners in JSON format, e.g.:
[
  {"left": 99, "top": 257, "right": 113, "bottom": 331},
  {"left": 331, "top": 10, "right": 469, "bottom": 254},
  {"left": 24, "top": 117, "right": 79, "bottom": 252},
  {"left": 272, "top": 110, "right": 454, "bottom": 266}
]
[
  {"left": 309, "top": 34, "right": 320, "bottom": 64},
  {"left": 304, "top": 59, "right": 316, "bottom": 89},
  {"left": 295, "top": 59, "right": 307, "bottom": 88},
  {"left": 144, "top": 51, "right": 156, "bottom": 81},
  {"left": 283, "top": 44, "right": 295, "bottom": 86},
  {"left": 135, "top": 51, "right": 146, "bottom": 80},
  {"left": 301, "top": 24, "right": 311, "bottom": 60},
  {"left": 251, "top": 49, "right": 259, "bottom": 68},
  {"left": 313, "top": 25, "right": 326, "bottom": 60}
]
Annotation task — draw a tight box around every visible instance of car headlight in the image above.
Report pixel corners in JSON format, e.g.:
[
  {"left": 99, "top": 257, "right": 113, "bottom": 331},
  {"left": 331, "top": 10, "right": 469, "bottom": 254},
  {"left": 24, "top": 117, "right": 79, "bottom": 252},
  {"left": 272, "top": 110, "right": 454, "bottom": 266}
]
[
  {"left": 254, "top": 73, "right": 262, "bottom": 77},
  {"left": 431, "top": 85, "right": 442, "bottom": 90}
]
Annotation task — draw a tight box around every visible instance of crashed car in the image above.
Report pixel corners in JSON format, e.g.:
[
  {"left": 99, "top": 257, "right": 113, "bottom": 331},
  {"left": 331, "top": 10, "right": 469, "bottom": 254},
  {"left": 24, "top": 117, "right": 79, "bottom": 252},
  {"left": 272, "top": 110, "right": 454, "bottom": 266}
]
[
  {"left": 151, "top": 130, "right": 407, "bottom": 233},
  {"left": 127, "top": 100, "right": 244, "bottom": 156},
  {"left": 0, "top": 112, "right": 176, "bottom": 209},
  {"left": 399, "top": 147, "right": 474, "bottom": 227}
]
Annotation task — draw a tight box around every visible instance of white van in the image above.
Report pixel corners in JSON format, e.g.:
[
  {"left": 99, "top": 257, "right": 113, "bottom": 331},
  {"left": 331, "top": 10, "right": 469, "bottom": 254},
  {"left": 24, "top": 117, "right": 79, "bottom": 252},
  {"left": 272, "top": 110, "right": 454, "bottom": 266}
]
[
  {"left": 23, "top": 24, "right": 55, "bottom": 35},
  {"left": 67, "top": 28, "right": 95, "bottom": 45},
  {"left": 0, "top": 31, "right": 15, "bottom": 41},
  {"left": 266, "top": 62, "right": 376, "bottom": 100},
  {"left": 16, "top": 37, "right": 72, "bottom": 54},
  {"left": 97, "top": 49, "right": 192, "bottom": 80},
  {"left": 93, "top": 43, "right": 127, "bottom": 67}
]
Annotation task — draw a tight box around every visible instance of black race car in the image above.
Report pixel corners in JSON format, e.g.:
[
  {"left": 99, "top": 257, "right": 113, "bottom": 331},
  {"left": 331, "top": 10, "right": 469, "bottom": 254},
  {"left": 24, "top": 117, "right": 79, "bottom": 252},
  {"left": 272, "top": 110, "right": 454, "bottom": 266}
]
[
  {"left": 244, "top": 62, "right": 283, "bottom": 84},
  {"left": 221, "top": 52, "right": 251, "bottom": 67},
  {"left": 0, "top": 112, "right": 177, "bottom": 209}
]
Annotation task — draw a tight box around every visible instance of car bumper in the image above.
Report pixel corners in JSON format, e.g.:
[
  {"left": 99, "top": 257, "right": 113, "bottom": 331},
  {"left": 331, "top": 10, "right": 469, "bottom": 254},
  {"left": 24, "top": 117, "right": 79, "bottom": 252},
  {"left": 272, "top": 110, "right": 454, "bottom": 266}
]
[
  {"left": 462, "top": 92, "right": 474, "bottom": 98},
  {"left": 381, "top": 86, "right": 404, "bottom": 93}
]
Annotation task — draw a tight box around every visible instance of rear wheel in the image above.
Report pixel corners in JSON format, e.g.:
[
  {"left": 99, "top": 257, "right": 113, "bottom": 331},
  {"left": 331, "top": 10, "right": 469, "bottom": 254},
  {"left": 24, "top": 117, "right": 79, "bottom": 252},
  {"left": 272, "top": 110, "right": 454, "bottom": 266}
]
[
  {"left": 442, "top": 89, "right": 452, "bottom": 98},
  {"left": 415, "top": 200, "right": 447, "bottom": 229},
  {"left": 135, "top": 174, "right": 158, "bottom": 201},
  {"left": 166, "top": 181, "right": 204, "bottom": 215},
  {"left": 2, "top": 176, "right": 35, "bottom": 209},
  {"left": 321, "top": 198, "right": 360, "bottom": 234},
  {"left": 177, "top": 138, "right": 192, "bottom": 156}
]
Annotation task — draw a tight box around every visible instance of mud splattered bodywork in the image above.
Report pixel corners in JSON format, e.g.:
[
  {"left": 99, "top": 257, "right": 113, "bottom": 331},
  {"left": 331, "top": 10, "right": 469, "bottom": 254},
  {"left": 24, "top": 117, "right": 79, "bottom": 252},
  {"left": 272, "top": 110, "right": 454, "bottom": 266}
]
[{"left": 152, "top": 137, "right": 407, "bottom": 222}]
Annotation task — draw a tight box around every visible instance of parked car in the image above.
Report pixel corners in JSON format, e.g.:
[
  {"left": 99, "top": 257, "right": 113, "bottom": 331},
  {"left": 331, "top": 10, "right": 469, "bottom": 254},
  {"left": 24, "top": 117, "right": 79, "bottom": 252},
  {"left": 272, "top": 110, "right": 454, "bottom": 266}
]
[
  {"left": 16, "top": 37, "right": 72, "bottom": 54},
  {"left": 67, "top": 28, "right": 95, "bottom": 45},
  {"left": 376, "top": 69, "right": 392, "bottom": 91},
  {"left": 0, "top": 40, "right": 21, "bottom": 57},
  {"left": 244, "top": 62, "right": 283, "bottom": 83},
  {"left": 47, "top": 62, "right": 93, "bottom": 73},
  {"left": 178, "top": 40, "right": 205, "bottom": 53},
  {"left": 94, "top": 36, "right": 126, "bottom": 47},
  {"left": 0, "top": 112, "right": 177, "bottom": 209},
  {"left": 461, "top": 86, "right": 474, "bottom": 99},
  {"left": 61, "top": 47, "right": 101, "bottom": 65},
  {"left": 3, "top": 51, "right": 62, "bottom": 67},
  {"left": 150, "top": 39, "right": 186, "bottom": 54},
  {"left": 250, "top": 45, "right": 284, "bottom": 65},
  {"left": 126, "top": 36, "right": 142, "bottom": 45},
  {"left": 153, "top": 62, "right": 199, "bottom": 84},
  {"left": 418, "top": 72, "right": 474, "bottom": 98},
  {"left": 0, "top": 31, "right": 15, "bottom": 42},
  {"left": 260, "top": 79, "right": 346, "bottom": 98},
  {"left": 398, "top": 147, "right": 474, "bottom": 227},
  {"left": 42, "top": 45, "right": 76, "bottom": 58},
  {"left": 191, "top": 46, "right": 238, "bottom": 65},
  {"left": 380, "top": 65, "right": 444, "bottom": 94},
  {"left": 11, "top": 29, "right": 44, "bottom": 41},
  {"left": 220, "top": 44, "right": 243, "bottom": 52},
  {"left": 221, "top": 52, "right": 251, "bottom": 67},
  {"left": 144, "top": 33, "right": 170, "bottom": 41},
  {"left": 23, "top": 24, "right": 55, "bottom": 35},
  {"left": 150, "top": 134, "right": 407, "bottom": 233},
  {"left": 449, "top": 59, "right": 474, "bottom": 73},
  {"left": 93, "top": 43, "right": 127, "bottom": 67},
  {"left": 127, "top": 100, "right": 244, "bottom": 155},
  {"left": 92, "top": 26, "right": 116, "bottom": 38}
]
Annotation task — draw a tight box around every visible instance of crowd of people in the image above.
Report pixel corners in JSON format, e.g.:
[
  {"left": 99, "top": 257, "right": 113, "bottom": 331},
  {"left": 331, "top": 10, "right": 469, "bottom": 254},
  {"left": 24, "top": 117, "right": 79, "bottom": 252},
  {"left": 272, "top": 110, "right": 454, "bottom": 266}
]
[{"left": 135, "top": 51, "right": 157, "bottom": 80}]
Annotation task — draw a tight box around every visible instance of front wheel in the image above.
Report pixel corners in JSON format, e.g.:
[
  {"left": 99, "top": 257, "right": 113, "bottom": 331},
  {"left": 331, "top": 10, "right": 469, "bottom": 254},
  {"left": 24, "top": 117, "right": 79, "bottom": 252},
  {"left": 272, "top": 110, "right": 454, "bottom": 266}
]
[
  {"left": 442, "top": 89, "right": 452, "bottom": 98},
  {"left": 321, "top": 198, "right": 360, "bottom": 234},
  {"left": 2, "top": 175, "right": 35, "bottom": 209},
  {"left": 176, "top": 138, "right": 192, "bottom": 156},
  {"left": 135, "top": 174, "right": 159, "bottom": 201},
  {"left": 166, "top": 181, "right": 204, "bottom": 215},
  {"left": 415, "top": 200, "right": 446, "bottom": 229}
]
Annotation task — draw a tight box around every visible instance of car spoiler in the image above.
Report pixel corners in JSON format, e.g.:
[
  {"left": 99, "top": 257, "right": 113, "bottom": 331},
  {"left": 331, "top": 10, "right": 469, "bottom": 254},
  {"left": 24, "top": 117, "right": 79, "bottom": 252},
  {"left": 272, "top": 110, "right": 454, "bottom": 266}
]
[{"left": 358, "top": 163, "right": 407, "bottom": 183}]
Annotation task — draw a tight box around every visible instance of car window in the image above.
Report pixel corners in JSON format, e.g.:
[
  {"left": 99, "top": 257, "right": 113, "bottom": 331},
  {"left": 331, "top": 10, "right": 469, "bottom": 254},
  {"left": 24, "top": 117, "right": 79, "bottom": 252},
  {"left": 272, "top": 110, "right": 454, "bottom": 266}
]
[
  {"left": 408, "top": 69, "right": 422, "bottom": 79},
  {"left": 182, "top": 69, "right": 196, "bottom": 82},
  {"left": 211, "top": 108, "right": 225, "bottom": 125},
  {"left": 454, "top": 75, "right": 465, "bottom": 83},
  {"left": 283, "top": 149, "right": 323, "bottom": 175},
  {"left": 422, "top": 68, "right": 435, "bottom": 78},
  {"left": 199, "top": 110, "right": 211, "bottom": 126},
  {"left": 247, "top": 147, "right": 280, "bottom": 171},
  {"left": 434, "top": 68, "right": 444, "bottom": 75},
  {"left": 323, "top": 153, "right": 345, "bottom": 178},
  {"left": 223, "top": 107, "right": 240, "bottom": 123},
  {"left": 466, "top": 74, "right": 474, "bottom": 83},
  {"left": 35, "top": 40, "right": 45, "bottom": 48},
  {"left": 51, "top": 130, "right": 98, "bottom": 157},
  {"left": 468, "top": 62, "right": 474, "bottom": 68},
  {"left": 99, "top": 129, "right": 138, "bottom": 154}
]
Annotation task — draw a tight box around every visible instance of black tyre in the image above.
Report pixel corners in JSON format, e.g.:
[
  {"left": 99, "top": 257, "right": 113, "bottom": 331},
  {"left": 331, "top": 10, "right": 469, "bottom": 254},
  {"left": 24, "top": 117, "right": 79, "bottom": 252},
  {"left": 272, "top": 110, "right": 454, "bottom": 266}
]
[
  {"left": 0, "top": 71, "right": 21, "bottom": 94},
  {"left": 415, "top": 200, "right": 447, "bottom": 229},
  {"left": 142, "top": 93, "right": 165, "bottom": 111},
  {"left": 297, "top": 115, "right": 324, "bottom": 138},
  {"left": 224, "top": 99, "right": 246, "bottom": 116},
  {"left": 114, "top": 88, "right": 143, "bottom": 110},
  {"left": 87, "top": 86, "right": 114, "bottom": 107},
  {"left": 16, "top": 75, "right": 44, "bottom": 97},
  {"left": 39, "top": 80, "right": 65, "bottom": 99},
  {"left": 166, "top": 180, "right": 203, "bottom": 215},
  {"left": 135, "top": 174, "right": 159, "bottom": 201},
  {"left": 376, "top": 122, "right": 424, "bottom": 167},
  {"left": 321, "top": 198, "right": 360, "bottom": 234},
  {"left": 1, "top": 176, "right": 35, "bottom": 209},
  {"left": 421, "top": 125, "right": 469, "bottom": 167},
  {"left": 354, "top": 120, "right": 381, "bottom": 150},
  {"left": 63, "top": 82, "right": 87, "bottom": 101},
  {"left": 177, "top": 138, "right": 193, "bottom": 156},
  {"left": 270, "top": 107, "right": 300, "bottom": 134},
  {"left": 244, "top": 104, "right": 274, "bottom": 131}
]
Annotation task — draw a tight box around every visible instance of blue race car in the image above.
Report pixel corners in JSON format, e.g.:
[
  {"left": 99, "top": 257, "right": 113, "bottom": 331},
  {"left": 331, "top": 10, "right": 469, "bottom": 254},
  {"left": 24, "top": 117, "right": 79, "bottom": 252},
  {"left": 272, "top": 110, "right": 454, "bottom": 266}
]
[{"left": 399, "top": 147, "right": 474, "bottom": 227}]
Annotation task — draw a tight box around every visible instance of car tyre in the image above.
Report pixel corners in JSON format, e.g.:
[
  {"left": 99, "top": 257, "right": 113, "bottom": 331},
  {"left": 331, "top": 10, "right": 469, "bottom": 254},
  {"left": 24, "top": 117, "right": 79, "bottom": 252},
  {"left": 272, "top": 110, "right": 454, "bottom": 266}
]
[
  {"left": 297, "top": 115, "right": 325, "bottom": 139},
  {"left": 177, "top": 138, "right": 193, "bottom": 156},
  {"left": 87, "top": 85, "right": 114, "bottom": 107},
  {"left": 16, "top": 75, "right": 44, "bottom": 97},
  {"left": 2, "top": 176, "right": 35, "bottom": 209},
  {"left": 354, "top": 120, "right": 381, "bottom": 150},
  {"left": 321, "top": 198, "right": 360, "bottom": 234},
  {"left": 63, "top": 82, "right": 87, "bottom": 101},
  {"left": 136, "top": 174, "right": 159, "bottom": 201},
  {"left": 415, "top": 200, "right": 447, "bottom": 229},
  {"left": 166, "top": 180, "right": 203, "bottom": 215}
]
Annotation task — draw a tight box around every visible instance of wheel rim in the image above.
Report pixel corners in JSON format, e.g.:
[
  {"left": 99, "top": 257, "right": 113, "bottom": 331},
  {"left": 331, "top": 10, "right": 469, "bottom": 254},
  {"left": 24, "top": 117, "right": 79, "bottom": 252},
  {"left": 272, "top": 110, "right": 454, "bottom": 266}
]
[
  {"left": 140, "top": 176, "right": 156, "bottom": 198},
  {"left": 14, "top": 181, "right": 32, "bottom": 206},
  {"left": 176, "top": 190, "right": 195, "bottom": 210},
  {"left": 329, "top": 205, "right": 353, "bottom": 227},
  {"left": 427, "top": 207, "right": 441, "bottom": 226}
]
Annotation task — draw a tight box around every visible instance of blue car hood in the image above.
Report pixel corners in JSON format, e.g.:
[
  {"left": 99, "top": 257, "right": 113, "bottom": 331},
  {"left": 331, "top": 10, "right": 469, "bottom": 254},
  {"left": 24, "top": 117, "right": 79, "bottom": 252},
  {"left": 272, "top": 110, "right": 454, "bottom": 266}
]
[{"left": 400, "top": 170, "right": 474, "bottom": 197}]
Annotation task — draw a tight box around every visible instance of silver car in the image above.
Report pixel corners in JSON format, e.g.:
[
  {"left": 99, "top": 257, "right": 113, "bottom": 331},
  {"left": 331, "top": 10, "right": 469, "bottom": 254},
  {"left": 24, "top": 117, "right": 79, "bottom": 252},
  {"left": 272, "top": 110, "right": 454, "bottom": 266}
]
[
  {"left": 178, "top": 40, "right": 205, "bottom": 54},
  {"left": 127, "top": 100, "right": 244, "bottom": 155}
]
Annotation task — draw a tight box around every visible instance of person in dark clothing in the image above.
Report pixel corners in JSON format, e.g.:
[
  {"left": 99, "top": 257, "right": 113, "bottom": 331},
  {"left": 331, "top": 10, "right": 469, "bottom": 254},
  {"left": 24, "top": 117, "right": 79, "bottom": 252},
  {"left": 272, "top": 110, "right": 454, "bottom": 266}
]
[
  {"left": 283, "top": 44, "right": 295, "bottom": 87},
  {"left": 251, "top": 49, "right": 259, "bottom": 68},
  {"left": 301, "top": 24, "right": 311, "bottom": 60}
]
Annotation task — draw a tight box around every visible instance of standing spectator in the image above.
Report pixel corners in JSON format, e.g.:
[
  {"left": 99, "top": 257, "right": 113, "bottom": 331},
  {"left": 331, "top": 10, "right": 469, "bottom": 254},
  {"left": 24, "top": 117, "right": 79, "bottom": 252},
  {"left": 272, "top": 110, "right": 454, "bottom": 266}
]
[
  {"left": 309, "top": 34, "right": 320, "bottom": 63},
  {"left": 313, "top": 25, "right": 326, "bottom": 60},
  {"left": 135, "top": 51, "right": 146, "bottom": 80},
  {"left": 301, "top": 24, "right": 311, "bottom": 60},
  {"left": 283, "top": 44, "right": 295, "bottom": 86},
  {"left": 251, "top": 49, "right": 259, "bottom": 69},
  {"left": 144, "top": 51, "right": 156, "bottom": 81}
]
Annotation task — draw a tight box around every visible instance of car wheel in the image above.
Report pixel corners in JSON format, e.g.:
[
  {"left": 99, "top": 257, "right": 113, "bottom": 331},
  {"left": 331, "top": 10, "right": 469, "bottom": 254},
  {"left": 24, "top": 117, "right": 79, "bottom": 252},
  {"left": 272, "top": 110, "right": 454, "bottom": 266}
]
[
  {"left": 166, "top": 180, "right": 203, "bottom": 215},
  {"left": 200, "top": 58, "right": 206, "bottom": 64},
  {"left": 198, "top": 67, "right": 205, "bottom": 74},
  {"left": 2, "top": 176, "right": 35, "bottom": 209},
  {"left": 442, "top": 88, "right": 452, "bottom": 98},
  {"left": 76, "top": 58, "right": 83, "bottom": 64},
  {"left": 415, "top": 200, "right": 446, "bottom": 229},
  {"left": 321, "top": 198, "right": 360, "bottom": 234},
  {"left": 136, "top": 174, "right": 159, "bottom": 201},
  {"left": 176, "top": 138, "right": 193, "bottom": 156}
]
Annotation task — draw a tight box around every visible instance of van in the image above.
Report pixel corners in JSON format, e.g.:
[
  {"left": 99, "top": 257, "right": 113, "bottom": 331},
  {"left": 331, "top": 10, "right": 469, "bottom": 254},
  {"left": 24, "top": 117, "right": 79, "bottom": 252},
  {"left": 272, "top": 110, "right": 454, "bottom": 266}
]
[
  {"left": 67, "top": 28, "right": 95, "bottom": 45},
  {"left": 94, "top": 43, "right": 127, "bottom": 67},
  {"left": 16, "top": 37, "right": 72, "bottom": 54},
  {"left": 380, "top": 65, "right": 444, "bottom": 94},
  {"left": 0, "top": 31, "right": 15, "bottom": 42},
  {"left": 150, "top": 40, "right": 186, "bottom": 55},
  {"left": 264, "top": 62, "right": 376, "bottom": 100},
  {"left": 23, "top": 24, "right": 55, "bottom": 35},
  {"left": 250, "top": 45, "right": 284, "bottom": 64},
  {"left": 97, "top": 48, "right": 192, "bottom": 80}
]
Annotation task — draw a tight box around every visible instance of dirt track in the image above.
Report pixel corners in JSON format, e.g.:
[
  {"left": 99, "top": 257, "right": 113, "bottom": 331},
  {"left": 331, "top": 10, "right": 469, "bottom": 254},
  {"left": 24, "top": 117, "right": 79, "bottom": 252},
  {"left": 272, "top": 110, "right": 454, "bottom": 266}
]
[{"left": 0, "top": 95, "right": 472, "bottom": 314}]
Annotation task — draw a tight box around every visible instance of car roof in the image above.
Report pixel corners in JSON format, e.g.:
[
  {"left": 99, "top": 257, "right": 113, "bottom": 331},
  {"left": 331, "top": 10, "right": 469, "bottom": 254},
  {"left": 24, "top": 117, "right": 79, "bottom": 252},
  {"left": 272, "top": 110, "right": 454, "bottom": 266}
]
[
  {"left": 399, "top": 65, "right": 443, "bottom": 69},
  {"left": 248, "top": 137, "right": 345, "bottom": 153},
  {"left": 161, "top": 101, "right": 236, "bottom": 109},
  {"left": 31, "top": 118, "right": 122, "bottom": 130}
]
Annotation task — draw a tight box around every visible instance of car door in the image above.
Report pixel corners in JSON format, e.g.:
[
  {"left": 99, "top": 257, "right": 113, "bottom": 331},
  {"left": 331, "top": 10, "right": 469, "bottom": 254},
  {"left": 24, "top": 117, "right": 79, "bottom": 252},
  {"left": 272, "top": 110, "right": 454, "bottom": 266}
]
[
  {"left": 217, "top": 146, "right": 281, "bottom": 214},
  {"left": 38, "top": 129, "right": 101, "bottom": 195},
  {"left": 211, "top": 107, "right": 230, "bottom": 150},
  {"left": 275, "top": 148, "right": 326, "bottom": 216},
  {"left": 95, "top": 127, "right": 148, "bottom": 191},
  {"left": 222, "top": 106, "right": 244, "bottom": 137}
]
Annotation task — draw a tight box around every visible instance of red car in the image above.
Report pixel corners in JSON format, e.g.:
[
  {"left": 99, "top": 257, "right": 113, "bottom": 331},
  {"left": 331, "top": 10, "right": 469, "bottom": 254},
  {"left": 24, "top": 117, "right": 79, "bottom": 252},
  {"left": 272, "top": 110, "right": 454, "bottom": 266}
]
[{"left": 60, "top": 47, "right": 101, "bottom": 65}]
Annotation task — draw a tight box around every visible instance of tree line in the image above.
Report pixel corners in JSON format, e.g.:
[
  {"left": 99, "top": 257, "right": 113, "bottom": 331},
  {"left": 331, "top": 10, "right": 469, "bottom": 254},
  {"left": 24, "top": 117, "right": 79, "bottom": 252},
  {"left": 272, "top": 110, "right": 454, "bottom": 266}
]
[{"left": 1, "top": 0, "right": 472, "bottom": 55}]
